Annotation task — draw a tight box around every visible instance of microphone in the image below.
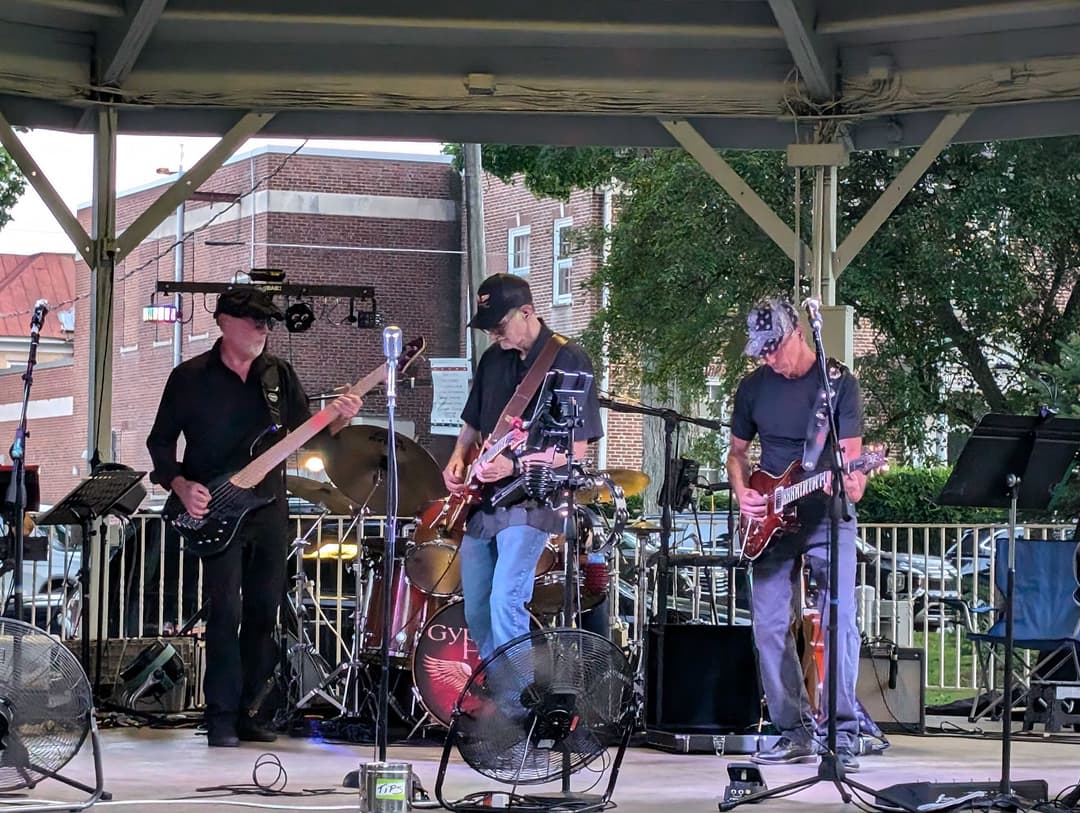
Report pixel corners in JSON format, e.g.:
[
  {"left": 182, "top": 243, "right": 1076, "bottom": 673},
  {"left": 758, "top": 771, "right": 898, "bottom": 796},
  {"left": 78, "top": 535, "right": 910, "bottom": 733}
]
[
  {"left": 801, "top": 297, "right": 823, "bottom": 331},
  {"left": 382, "top": 325, "right": 402, "bottom": 401},
  {"left": 29, "top": 300, "right": 49, "bottom": 337}
]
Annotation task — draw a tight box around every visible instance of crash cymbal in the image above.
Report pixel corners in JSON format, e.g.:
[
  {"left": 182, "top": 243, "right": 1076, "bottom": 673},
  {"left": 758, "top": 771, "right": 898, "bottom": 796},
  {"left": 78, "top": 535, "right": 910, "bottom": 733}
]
[
  {"left": 286, "top": 475, "right": 354, "bottom": 515},
  {"left": 578, "top": 468, "right": 651, "bottom": 504},
  {"left": 325, "top": 426, "right": 445, "bottom": 517},
  {"left": 626, "top": 519, "right": 664, "bottom": 534}
]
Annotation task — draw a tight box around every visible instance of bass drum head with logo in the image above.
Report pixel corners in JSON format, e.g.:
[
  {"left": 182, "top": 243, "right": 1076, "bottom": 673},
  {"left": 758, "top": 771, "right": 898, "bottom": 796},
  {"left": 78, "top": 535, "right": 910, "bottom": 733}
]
[{"left": 412, "top": 601, "right": 541, "bottom": 727}]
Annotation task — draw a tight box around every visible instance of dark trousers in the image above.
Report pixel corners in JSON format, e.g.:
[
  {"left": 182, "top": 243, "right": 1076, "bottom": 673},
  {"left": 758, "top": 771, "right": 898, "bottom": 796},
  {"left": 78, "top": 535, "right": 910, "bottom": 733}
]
[{"left": 201, "top": 513, "right": 287, "bottom": 728}]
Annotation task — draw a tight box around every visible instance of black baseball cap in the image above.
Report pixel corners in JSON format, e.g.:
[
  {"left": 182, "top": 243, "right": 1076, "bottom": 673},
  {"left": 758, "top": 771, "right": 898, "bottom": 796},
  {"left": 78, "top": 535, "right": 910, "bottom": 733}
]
[
  {"left": 467, "top": 273, "right": 533, "bottom": 330},
  {"left": 213, "top": 287, "right": 284, "bottom": 321}
]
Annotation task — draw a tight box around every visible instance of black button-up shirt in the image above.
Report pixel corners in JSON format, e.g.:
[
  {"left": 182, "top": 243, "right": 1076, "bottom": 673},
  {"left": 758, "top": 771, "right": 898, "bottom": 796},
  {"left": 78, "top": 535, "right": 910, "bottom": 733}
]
[{"left": 146, "top": 339, "right": 311, "bottom": 502}]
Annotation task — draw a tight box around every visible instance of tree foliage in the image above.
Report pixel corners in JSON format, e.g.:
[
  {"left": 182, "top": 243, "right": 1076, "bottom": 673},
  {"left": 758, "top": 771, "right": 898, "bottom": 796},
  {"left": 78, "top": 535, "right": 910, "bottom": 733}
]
[
  {"left": 0, "top": 148, "right": 25, "bottom": 230},
  {"left": 470, "top": 139, "right": 1080, "bottom": 460}
]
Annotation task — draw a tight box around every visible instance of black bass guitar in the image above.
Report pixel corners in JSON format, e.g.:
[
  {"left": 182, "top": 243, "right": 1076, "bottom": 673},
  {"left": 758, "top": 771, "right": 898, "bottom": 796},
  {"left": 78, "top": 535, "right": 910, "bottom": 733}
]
[{"left": 164, "top": 338, "right": 425, "bottom": 557}]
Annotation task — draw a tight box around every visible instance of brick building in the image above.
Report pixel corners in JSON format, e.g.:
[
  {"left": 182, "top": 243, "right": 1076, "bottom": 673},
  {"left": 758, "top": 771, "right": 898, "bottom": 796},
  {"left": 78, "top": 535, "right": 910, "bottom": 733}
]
[{"left": 1, "top": 147, "right": 462, "bottom": 505}]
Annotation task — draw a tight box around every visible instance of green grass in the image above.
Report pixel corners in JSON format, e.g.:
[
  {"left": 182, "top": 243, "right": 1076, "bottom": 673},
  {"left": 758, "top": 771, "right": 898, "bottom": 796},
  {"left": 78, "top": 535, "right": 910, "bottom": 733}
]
[{"left": 915, "top": 629, "right": 979, "bottom": 708}]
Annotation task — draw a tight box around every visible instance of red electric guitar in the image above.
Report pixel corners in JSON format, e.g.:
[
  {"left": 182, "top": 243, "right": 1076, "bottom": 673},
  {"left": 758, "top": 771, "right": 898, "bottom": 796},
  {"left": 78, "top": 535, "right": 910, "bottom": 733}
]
[{"left": 739, "top": 446, "right": 888, "bottom": 561}]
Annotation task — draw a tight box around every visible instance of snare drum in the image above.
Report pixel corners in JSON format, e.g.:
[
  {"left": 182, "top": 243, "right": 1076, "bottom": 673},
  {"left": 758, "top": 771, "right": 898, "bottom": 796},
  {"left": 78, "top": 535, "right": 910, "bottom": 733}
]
[
  {"left": 405, "top": 536, "right": 559, "bottom": 597},
  {"left": 361, "top": 557, "right": 441, "bottom": 659}
]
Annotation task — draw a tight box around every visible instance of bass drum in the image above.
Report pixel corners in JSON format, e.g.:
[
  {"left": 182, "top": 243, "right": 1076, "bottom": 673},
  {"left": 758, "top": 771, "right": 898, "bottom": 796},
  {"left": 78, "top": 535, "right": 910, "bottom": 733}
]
[
  {"left": 405, "top": 537, "right": 559, "bottom": 597},
  {"left": 411, "top": 601, "right": 541, "bottom": 727}
]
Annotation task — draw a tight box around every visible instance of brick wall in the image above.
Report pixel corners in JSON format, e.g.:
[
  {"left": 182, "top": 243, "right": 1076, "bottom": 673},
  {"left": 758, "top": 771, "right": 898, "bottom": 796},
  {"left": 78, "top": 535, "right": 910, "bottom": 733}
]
[{"left": 62, "top": 149, "right": 461, "bottom": 505}]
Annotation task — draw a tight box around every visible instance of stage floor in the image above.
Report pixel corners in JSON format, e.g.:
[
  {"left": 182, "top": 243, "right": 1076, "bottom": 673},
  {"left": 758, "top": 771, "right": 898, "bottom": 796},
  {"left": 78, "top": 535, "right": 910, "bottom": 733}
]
[{"left": 17, "top": 718, "right": 1080, "bottom": 812}]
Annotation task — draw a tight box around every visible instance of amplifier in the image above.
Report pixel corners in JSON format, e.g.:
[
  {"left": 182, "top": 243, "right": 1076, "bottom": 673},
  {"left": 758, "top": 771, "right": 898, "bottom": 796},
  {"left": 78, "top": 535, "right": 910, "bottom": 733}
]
[
  {"left": 646, "top": 624, "right": 764, "bottom": 752},
  {"left": 857, "top": 644, "right": 925, "bottom": 733}
]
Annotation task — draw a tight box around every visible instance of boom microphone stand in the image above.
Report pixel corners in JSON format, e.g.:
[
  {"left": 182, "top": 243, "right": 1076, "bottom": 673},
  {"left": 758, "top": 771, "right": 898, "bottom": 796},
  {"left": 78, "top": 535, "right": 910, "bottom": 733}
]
[
  {"left": 720, "top": 300, "right": 909, "bottom": 812},
  {"left": 3, "top": 300, "right": 48, "bottom": 621}
]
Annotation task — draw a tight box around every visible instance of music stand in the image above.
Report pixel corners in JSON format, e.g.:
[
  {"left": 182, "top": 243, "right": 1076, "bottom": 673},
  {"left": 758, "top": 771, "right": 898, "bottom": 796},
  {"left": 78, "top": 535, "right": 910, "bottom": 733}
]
[
  {"left": 924, "top": 413, "right": 1080, "bottom": 807},
  {"left": 35, "top": 468, "right": 147, "bottom": 693}
]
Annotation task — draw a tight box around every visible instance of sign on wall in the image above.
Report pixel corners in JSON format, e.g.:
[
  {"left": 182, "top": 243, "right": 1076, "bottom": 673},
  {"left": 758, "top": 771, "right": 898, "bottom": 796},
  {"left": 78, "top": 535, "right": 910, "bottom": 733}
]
[{"left": 429, "top": 358, "right": 471, "bottom": 436}]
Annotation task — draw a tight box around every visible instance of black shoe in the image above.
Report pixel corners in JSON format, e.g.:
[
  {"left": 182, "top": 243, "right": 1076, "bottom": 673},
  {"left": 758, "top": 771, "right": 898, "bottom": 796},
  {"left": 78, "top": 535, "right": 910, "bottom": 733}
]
[
  {"left": 237, "top": 718, "right": 278, "bottom": 743},
  {"left": 836, "top": 749, "right": 860, "bottom": 773},
  {"left": 750, "top": 736, "right": 816, "bottom": 765},
  {"left": 206, "top": 725, "right": 240, "bottom": 748}
]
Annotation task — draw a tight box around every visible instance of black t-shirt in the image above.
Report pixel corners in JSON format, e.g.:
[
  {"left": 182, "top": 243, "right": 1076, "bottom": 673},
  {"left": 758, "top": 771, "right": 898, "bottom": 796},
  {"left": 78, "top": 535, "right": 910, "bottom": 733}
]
[
  {"left": 730, "top": 359, "right": 863, "bottom": 528},
  {"left": 146, "top": 340, "right": 311, "bottom": 511},
  {"left": 462, "top": 322, "right": 604, "bottom": 443}
]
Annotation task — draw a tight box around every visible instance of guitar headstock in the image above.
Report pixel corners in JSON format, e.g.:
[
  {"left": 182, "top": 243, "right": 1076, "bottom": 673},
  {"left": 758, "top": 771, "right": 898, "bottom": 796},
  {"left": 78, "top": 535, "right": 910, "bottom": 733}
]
[
  {"left": 860, "top": 443, "right": 890, "bottom": 477},
  {"left": 399, "top": 337, "right": 426, "bottom": 375}
]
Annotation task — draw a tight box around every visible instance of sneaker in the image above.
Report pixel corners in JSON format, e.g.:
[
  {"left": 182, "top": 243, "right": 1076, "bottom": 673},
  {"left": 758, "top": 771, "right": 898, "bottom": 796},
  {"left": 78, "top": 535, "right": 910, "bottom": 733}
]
[
  {"left": 237, "top": 718, "right": 278, "bottom": 743},
  {"left": 751, "top": 736, "right": 816, "bottom": 765},
  {"left": 836, "top": 749, "right": 860, "bottom": 773}
]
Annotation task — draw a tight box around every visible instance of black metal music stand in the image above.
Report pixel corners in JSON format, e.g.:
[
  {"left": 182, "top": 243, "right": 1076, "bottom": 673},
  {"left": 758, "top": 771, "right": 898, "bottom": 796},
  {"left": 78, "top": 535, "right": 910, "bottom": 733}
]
[
  {"left": 917, "top": 413, "right": 1080, "bottom": 807},
  {"left": 36, "top": 468, "right": 147, "bottom": 693}
]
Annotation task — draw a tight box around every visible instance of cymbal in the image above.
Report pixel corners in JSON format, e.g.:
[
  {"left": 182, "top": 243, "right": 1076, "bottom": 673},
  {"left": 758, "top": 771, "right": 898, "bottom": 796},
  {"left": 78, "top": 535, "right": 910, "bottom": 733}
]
[
  {"left": 626, "top": 519, "right": 664, "bottom": 534},
  {"left": 578, "top": 468, "right": 651, "bottom": 503},
  {"left": 286, "top": 475, "right": 354, "bottom": 515},
  {"left": 325, "top": 426, "right": 445, "bottom": 517}
]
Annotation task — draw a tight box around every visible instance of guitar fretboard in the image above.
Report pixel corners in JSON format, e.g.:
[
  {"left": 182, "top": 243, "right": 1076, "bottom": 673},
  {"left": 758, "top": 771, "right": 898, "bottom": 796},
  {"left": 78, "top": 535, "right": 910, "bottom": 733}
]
[{"left": 778, "top": 458, "right": 869, "bottom": 510}]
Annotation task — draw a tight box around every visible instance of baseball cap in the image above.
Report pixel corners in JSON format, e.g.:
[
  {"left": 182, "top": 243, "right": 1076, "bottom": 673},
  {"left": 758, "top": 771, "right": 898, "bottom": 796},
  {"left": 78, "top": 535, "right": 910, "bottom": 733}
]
[
  {"left": 467, "top": 273, "right": 533, "bottom": 330},
  {"left": 744, "top": 297, "right": 799, "bottom": 357},
  {"left": 213, "top": 288, "right": 284, "bottom": 322}
]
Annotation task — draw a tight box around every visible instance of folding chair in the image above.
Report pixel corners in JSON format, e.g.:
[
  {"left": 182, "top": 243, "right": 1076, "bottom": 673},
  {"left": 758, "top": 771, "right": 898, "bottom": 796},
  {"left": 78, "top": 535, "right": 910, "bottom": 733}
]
[{"left": 953, "top": 537, "right": 1080, "bottom": 728}]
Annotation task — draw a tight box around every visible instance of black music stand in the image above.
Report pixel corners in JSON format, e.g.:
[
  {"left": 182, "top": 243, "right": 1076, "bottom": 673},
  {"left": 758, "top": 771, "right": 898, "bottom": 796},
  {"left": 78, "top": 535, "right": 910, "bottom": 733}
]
[
  {"left": 36, "top": 468, "right": 147, "bottom": 694},
  {"left": 902, "top": 413, "right": 1080, "bottom": 808}
]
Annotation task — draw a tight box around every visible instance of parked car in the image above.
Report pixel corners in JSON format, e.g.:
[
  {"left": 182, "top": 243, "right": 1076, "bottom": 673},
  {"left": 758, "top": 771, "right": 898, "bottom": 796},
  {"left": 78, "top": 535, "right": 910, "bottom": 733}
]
[
  {"left": 0, "top": 512, "right": 82, "bottom": 637},
  {"left": 854, "top": 537, "right": 959, "bottom": 627}
]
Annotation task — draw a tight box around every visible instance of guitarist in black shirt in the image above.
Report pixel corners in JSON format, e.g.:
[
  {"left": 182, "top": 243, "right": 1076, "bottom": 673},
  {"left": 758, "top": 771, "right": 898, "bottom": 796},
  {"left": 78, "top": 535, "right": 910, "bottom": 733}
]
[{"left": 146, "top": 288, "right": 361, "bottom": 747}]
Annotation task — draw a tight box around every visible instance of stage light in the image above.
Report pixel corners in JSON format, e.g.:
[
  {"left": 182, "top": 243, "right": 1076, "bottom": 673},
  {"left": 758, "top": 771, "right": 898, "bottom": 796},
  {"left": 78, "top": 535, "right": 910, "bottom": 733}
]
[
  {"left": 143, "top": 304, "right": 179, "bottom": 323},
  {"left": 302, "top": 454, "right": 325, "bottom": 473},
  {"left": 285, "top": 302, "right": 316, "bottom": 333}
]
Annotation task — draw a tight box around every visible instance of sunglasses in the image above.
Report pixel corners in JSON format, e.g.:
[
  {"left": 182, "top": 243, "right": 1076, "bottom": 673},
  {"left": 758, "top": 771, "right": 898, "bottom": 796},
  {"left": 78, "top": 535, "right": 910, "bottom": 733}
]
[{"left": 483, "top": 309, "right": 519, "bottom": 337}]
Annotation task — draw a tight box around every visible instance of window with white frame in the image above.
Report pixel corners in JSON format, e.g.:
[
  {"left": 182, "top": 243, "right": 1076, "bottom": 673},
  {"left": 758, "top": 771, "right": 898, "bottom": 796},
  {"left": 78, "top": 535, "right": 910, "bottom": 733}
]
[
  {"left": 507, "top": 226, "right": 531, "bottom": 275},
  {"left": 552, "top": 217, "right": 573, "bottom": 305}
]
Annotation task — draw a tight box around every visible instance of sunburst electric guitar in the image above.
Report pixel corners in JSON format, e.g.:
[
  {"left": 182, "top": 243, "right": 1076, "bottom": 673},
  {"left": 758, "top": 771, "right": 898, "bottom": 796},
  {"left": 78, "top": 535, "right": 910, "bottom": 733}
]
[
  {"left": 164, "top": 338, "right": 425, "bottom": 558},
  {"left": 739, "top": 446, "right": 888, "bottom": 561}
]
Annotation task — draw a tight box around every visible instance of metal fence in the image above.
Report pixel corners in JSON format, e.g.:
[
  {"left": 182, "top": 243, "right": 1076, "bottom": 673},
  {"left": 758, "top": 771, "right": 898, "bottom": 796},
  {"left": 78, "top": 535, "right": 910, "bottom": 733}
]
[{"left": 15, "top": 512, "right": 1076, "bottom": 697}]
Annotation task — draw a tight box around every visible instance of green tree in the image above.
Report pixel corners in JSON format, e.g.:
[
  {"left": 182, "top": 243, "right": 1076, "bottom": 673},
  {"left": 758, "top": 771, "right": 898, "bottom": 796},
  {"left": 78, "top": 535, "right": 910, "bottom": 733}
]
[
  {"left": 463, "top": 139, "right": 1080, "bottom": 458},
  {"left": 0, "top": 148, "right": 25, "bottom": 230}
]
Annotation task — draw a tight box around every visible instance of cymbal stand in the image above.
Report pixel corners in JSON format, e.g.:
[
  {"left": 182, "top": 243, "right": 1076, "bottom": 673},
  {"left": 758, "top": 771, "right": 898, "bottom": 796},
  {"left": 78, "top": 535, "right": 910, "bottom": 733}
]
[{"left": 294, "top": 510, "right": 374, "bottom": 715}]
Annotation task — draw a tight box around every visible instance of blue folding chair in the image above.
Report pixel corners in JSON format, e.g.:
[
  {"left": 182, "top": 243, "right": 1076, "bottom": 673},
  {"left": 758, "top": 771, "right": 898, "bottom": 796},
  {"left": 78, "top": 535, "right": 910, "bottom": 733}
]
[{"left": 956, "top": 538, "right": 1080, "bottom": 728}]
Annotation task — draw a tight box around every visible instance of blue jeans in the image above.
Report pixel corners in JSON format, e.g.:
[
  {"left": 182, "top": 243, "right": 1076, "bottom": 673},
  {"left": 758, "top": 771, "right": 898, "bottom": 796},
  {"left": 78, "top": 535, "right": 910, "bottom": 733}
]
[
  {"left": 749, "top": 522, "right": 861, "bottom": 751},
  {"left": 459, "top": 523, "right": 550, "bottom": 661}
]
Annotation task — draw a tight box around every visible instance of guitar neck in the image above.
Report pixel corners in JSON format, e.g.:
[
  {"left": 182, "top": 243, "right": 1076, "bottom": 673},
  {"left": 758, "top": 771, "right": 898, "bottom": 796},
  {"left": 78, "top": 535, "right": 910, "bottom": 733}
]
[
  {"left": 230, "top": 365, "right": 385, "bottom": 489},
  {"left": 781, "top": 459, "right": 862, "bottom": 507}
]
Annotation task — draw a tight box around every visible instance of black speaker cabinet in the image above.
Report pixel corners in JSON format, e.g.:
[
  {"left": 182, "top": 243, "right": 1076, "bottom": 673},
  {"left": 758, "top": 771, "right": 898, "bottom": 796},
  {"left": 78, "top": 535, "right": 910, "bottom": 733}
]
[
  {"left": 646, "top": 624, "right": 762, "bottom": 734},
  {"left": 857, "top": 644, "right": 925, "bottom": 733}
]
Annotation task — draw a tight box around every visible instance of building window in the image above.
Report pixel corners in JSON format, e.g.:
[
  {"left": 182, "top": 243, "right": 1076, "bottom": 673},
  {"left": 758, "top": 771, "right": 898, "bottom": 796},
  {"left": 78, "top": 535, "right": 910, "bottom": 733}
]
[
  {"left": 507, "top": 226, "right": 531, "bottom": 275},
  {"left": 553, "top": 217, "right": 573, "bottom": 305}
]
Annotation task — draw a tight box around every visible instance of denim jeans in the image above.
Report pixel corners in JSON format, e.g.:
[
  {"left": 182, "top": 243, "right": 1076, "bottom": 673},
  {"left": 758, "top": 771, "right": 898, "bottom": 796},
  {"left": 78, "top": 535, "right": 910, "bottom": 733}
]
[
  {"left": 459, "top": 523, "right": 550, "bottom": 661},
  {"left": 749, "top": 522, "right": 861, "bottom": 751}
]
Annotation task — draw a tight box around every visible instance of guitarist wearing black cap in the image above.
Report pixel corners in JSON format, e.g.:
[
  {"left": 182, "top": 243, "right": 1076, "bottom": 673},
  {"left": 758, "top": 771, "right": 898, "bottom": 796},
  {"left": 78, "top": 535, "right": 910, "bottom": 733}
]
[{"left": 147, "top": 288, "right": 362, "bottom": 747}]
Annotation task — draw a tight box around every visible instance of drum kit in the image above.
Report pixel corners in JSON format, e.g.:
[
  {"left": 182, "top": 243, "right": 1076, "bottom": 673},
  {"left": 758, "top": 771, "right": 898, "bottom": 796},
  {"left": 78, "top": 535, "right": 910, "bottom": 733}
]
[{"left": 275, "top": 424, "right": 645, "bottom": 734}]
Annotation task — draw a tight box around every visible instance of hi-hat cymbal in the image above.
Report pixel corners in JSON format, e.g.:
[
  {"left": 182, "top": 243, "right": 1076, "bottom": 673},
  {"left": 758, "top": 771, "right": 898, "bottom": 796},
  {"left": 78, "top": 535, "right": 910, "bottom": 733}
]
[
  {"left": 578, "top": 468, "right": 651, "bottom": 503},
  {"left": 626, "top": 519, "right": 664, "bottom": 534},
  {"left": 286, "top": 475, "right": 354, "bottom": 515},
  {"left": 325, "top": 426, "right": 445, "bottom": 517}
]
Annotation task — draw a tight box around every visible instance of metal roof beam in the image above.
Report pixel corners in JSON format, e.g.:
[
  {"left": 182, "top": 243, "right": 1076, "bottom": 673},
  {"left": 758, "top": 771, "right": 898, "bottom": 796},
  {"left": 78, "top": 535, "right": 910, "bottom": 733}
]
[
  {"left": 660, "top": 118, "right": 811, "bottom": 271},
  {"left": 115, "top": 111, "right": 274, "bottom": 258},
  {"left": 835, "top": 110, "right": 971, "bottom": 275},
  {"left": 96, "top": 0, "right": 168, "bottom": 87},
  {"left": 767, "top": 0, "right": 834, "bottom": 98},
  {"left": 0, "top": 109, "right": 94, "bottom": 266}
]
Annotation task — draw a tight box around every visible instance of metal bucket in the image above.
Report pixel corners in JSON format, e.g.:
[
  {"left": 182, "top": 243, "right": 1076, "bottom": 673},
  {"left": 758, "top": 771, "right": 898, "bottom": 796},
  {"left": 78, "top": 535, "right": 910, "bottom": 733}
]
[{"left": 358, "top": 761, "right": 412, "bottom": 813}]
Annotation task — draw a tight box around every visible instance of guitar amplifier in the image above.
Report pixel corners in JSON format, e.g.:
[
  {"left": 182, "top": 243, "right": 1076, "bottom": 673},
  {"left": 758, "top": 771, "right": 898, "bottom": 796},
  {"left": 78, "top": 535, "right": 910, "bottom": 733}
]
[{"left": 857, "top": 643, "right": 925, "bottom": 733}]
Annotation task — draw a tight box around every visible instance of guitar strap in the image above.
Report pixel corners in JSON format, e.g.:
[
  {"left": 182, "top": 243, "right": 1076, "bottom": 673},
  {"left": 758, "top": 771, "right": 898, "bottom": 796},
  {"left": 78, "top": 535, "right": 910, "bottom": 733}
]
[
  {"left": 488, "top": 333, "right": 568, "bottom": 444},
  {"left": 260, "top": 360, "right": 283, "bottom": 429}
]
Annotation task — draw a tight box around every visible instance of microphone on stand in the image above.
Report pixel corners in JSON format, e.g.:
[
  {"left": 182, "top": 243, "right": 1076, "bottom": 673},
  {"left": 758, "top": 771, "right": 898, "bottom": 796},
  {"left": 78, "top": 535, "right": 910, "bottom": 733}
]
[
  {"left": 29, "top": 300, "right": 49, "bottom": 336},
  {"left": 382, "top": 325, "right": 402, "bottom": 401},
  {"left": 801, "top": 297, "right": 822, "bottom": 331}
]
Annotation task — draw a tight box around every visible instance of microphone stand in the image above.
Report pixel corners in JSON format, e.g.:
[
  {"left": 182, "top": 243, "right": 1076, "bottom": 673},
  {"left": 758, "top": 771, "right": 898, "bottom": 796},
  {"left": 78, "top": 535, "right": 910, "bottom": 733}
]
[
  {"left": 376, "top": 326, "right": 401, "bottom": 764},
  {"left": 4, "top": 302, "right": 48, "bottom": 621},
  {"left": 720, "top": 304, "right": 911, "bottom": 812}
]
